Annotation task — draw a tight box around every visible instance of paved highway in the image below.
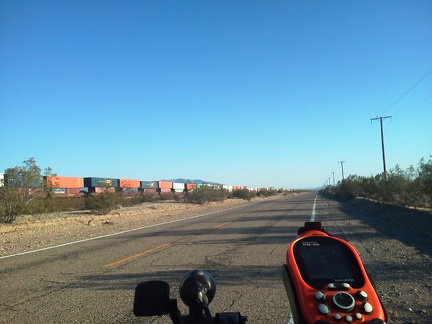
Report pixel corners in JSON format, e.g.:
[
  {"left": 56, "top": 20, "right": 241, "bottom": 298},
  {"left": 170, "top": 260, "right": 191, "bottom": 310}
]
[{"left": 0, "top": 192, "right": 319, "bottom": 323}]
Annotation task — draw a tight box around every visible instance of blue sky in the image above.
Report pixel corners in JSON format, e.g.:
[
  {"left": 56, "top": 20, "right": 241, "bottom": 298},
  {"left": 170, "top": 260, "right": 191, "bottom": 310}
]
[{"left": 1, "top": 1, "right": 431, "bottom": 189}]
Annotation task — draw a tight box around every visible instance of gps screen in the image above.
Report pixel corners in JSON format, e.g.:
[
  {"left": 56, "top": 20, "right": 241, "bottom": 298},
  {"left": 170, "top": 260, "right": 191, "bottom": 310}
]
[{"left": 293, "top": 237, "right": 364, "bottom": 289}]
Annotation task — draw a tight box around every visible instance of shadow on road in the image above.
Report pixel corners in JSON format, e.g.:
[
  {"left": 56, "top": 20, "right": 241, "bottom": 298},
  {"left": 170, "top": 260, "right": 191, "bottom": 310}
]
[{"left": 335, "top": 197, "right": 432, "bottom": 258}]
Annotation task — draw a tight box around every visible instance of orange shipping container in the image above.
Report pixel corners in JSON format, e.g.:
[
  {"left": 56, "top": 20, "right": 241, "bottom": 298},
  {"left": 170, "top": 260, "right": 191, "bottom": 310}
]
[
  {"left": 185, "top": 183, "right": 197, "bottom": 190},
  {"left": 158, "top": 181, "right": 172, "bottom": 189},
  {"left": 45, "top": 176, "right": 84, "bottom": 189},
  {"left": 119, "top": 179, "right": 140, "bottom": 188}
]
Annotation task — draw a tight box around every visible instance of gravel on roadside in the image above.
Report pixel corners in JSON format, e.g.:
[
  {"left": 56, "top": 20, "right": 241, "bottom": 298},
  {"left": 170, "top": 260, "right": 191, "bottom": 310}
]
[{"left": 317, "top": 196, "right": 432, "bottom": 324}]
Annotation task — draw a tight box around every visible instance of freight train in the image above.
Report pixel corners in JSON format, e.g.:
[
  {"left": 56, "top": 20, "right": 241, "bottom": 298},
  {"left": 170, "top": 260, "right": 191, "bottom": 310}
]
[{"left": 41, "top": 175, "right": 259, "bottom": 197}]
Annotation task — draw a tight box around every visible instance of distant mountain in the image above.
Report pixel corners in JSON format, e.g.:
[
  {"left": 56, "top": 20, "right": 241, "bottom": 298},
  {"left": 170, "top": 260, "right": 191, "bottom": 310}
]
[{"left": 164, "top": 178, "right": 220, "bottom": 185}]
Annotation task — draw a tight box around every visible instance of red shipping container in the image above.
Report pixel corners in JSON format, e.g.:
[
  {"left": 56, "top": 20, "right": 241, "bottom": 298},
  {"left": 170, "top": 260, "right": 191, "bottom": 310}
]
[
  {"left": 143, "top": 189, "right": 157, "bottom": 193},
  {"left": 94, "top": 187, "right": 116, "bottom": 193},
  {"left": 119, "top": 179, "right": 140, "bottom": 188},
  {"left": 159, "top": 188, "right": 171, "bottom": 193}
]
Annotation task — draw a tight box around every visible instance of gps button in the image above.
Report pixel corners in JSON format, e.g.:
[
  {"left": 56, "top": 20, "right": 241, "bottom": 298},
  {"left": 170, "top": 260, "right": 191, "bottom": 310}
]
[
  {"left": 328, "top": 283, "right": 350, "bottom": 290},
  {"left": 332, "top": 292, "right": 355, "bottom": 312},
  {"left": 361, "top": 302, "right": 373, "bottom": 315},
  {"left": 318, "top": 303, "right": 331, "bottom": 315}
]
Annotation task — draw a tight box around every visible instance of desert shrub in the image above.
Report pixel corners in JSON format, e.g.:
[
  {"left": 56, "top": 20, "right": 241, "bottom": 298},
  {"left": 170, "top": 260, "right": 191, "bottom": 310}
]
[
  {"left": 185, "top": 187, "right": 228, "bottom": 204},
  {"left": 84, "top": 190, "right": 123, "bottom": 214},
  {"left": 321, "top": 157, "right": 432, "bottom": 208},
  {"left": 0, "top": 158, "right": 47, "bottom": 223},
  {"left": 232, "top": 188, "right": 256, "bottom": 201},
  {"left": 258, "top": 188, "right": 279, "bottom": 197},
  {"left": 159, "top": 192, "right": 175, "bottom": 201}
]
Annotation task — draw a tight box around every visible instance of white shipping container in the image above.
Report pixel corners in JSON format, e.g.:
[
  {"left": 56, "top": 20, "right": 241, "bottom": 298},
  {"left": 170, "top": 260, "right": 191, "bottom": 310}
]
[
  {"left": 0, "top": 173, "right": 4, "bottom": 187},
  {"left": 172, "top": 182, "right": 185, "bottom": 190}
]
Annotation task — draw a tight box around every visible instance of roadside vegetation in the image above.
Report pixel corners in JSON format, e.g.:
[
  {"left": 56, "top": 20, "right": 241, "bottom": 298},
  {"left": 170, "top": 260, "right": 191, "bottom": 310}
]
[
  {"left": 1, "top": 158, "right": 281, "bottom": 223},
  {"left": 321, "top": 157, "right": 432, "bottom": 209}
]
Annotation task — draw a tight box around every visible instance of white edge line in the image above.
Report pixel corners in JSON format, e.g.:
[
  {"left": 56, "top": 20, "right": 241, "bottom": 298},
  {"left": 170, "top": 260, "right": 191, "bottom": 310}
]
[
  {"left": 310, "top": 192, "right": 318, "bottom": 222},
  {"left": 0, "top": 203, "right": 249, "bottom": 260}
]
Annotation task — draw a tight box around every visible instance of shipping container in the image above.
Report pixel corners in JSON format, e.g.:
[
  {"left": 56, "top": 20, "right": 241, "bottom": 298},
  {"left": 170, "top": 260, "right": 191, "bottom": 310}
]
[
  {"left": 0, "top": 173, "right": 4, "bottom": 187},
  {"left": 4, "top": 173, "right": 42, "bottom": 187},
  {"left": 172, "top": 182, "right": 185, "bottom": 190},
  {"left": 120, "top": 188, "right": 139, "bottom": 192},
  {"left": 142, "top": 188, "right": 157, "bottom": 194},
  {"left": 44, "top": 176, "right": 84, "bottom": 189},
  {"left": 84, "top": 177, "right": 119, "bottom": 188},
  {"left": 196, "top": 183, "right": 203, "bottom": 189},
  {"left": 203, "top": 183, "right": 220, "bottom": 188},
  {"left": 157, "top": 181, "right": 172, "bottom": 189},
  {"left": 185, "top": 183, "right": 197, "bottom": 191},
  {"left": 119, "top": 179, "right": 140, "bottom": 188},
  {"left": 173, "top": 189, "right": 184, "bottom": 193},
  {"left": 141, "top": 181, "right": 157, "bottom": 189},
  {"left": 49, "top": 188, "right": 81, "bottom": 197},
  {"left": 158, "top": 188, "right": 171, "bottom": 193},
  {"left": 121, "top": 188, "right": 140, "bottom": 197},
  {"left": 91, "top": 187, "right": 116, "bottom": 193},
  {"left": 53, "top": 188, "right": 67, "bottom": 194}
]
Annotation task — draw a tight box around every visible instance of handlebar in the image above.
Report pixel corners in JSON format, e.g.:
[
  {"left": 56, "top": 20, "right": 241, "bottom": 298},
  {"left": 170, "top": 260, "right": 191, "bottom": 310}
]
[{"left": 133, "top": 269, "right": 247, "bottom": 324}]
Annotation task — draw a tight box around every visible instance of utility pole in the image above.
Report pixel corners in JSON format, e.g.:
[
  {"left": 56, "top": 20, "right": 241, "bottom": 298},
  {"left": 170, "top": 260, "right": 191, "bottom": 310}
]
[
  {"left": 338, "top": 161, "right": 346, "bottom": 180},
  {"left": 331, "top": 172, "right": 336, "bottom": 186},
  {"left": 371, "top": 116, "right": 391, "bottom": 180}
]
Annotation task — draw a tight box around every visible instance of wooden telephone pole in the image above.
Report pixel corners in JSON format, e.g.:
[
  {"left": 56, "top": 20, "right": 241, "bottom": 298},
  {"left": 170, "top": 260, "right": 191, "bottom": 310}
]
[{"left": 371, "top": 116, "right": 391, "bottom": 180}]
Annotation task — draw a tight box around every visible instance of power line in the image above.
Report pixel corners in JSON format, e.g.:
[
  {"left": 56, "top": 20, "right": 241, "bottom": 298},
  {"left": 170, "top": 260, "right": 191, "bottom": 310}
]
[{"left": 383, "top": 65, "right": 432, "bottom": 114}]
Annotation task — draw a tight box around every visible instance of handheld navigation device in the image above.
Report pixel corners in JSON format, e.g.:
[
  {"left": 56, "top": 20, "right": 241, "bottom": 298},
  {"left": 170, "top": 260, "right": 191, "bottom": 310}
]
[{"left": 282, "top": 222, "right": 388, "bottom": 324}]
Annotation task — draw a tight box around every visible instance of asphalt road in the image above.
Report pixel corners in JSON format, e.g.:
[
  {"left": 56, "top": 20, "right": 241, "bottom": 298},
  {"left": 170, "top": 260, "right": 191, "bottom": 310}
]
[{"left": 0, "top": 192, "right": 319, "bottom": 323}]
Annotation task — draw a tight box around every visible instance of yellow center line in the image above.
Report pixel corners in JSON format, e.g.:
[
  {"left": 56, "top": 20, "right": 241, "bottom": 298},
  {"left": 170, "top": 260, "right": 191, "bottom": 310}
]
[
  {"left": 104, "top": 243, "right": 170, "bottom": 267},
  {"left": 213, "top": 222, "right": 231, "bottom": 229}
]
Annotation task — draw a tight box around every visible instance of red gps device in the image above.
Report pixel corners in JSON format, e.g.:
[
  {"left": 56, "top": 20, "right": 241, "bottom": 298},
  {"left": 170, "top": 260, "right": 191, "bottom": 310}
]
[{"left": 282, "top": 222, "right": 389, "bottom": 324}]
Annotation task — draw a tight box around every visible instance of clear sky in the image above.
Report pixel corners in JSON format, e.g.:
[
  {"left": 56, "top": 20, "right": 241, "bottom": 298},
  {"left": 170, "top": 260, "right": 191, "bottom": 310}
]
[{"left": 1, "top": 1, "right": 431, "bottom": 189}]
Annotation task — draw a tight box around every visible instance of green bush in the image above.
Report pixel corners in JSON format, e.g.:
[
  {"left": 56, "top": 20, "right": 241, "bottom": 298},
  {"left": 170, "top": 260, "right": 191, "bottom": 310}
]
[
  {"left": 84, "top": 190, "right": 123, "bottom": 214},
  {"left": 321, "top": 157, "right": 432, "bottom": 208},
  {"left": 232, "top": 188, "right": 256, "bottom": 201},
  {"left": 258, "top": 188, "right": 279, "bottom": 197},
  {"left": 1, "top": 158, "right": 45, "bottom": 223},
  {"left": 185, "top": 186, "right": 228, "bottom": 204}
]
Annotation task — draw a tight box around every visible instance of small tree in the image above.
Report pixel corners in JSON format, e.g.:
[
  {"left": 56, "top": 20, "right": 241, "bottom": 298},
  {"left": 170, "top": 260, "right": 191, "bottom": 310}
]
[
  {"left": 0, "top": 158, "right": 45, "bottom": 223},
  {"left": 42, "top": 166, "right": 57, "bottom": 199}
]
